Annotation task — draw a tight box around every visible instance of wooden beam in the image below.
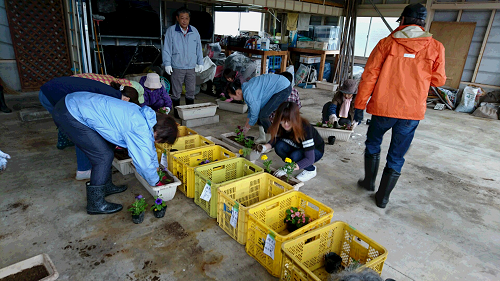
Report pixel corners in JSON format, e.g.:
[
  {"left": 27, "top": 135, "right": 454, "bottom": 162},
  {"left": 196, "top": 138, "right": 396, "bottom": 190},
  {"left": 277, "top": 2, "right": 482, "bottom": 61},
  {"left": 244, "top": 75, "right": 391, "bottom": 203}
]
[
  {"left": 456, "top": 10, "right": 462, "bottom": 22},
  {"left": 300, "top": 0, "right": 343, "bottom": 8},
  {"left": 425, "top": 0, "right": 433, "bottom": 31},
  {"left": 460, "top": 81, "right": 500, "bottom": 90},
  {"left": 471, "top": 10, "right": 495, "bottom": 83},
  {"left": 431, "top": 3, "right": 500, "bottom": 10}
]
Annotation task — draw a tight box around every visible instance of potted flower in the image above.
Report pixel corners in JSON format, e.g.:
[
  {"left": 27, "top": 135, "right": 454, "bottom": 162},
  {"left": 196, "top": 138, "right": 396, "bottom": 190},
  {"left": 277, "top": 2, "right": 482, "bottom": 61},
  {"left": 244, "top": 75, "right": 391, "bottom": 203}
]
[
  {"left": 284, "top": 207, "right": 311, "bottom": 233},
  {"left": 151, "top": 196, "right": 167, "bottom": 218},
  {"left": 128, "top": 195, "right": 148, "bottom": 224},
  {"left": 283, "top": 157, "right": 296, "bottom": 181},
  {"left": 261, "top": 154, "right": 272, "bottom": 173}
]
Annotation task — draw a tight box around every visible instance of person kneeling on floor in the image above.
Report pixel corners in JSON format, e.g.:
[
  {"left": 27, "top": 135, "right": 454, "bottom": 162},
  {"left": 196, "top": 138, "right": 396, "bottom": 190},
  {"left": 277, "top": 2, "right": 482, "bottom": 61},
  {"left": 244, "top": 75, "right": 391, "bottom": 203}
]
[
  {"left": 51, "top": 92, "right": 178, "bottom": 215},
  {"left": 322, "top": 79, "right": 359, "bottom": 129},
  {"left": 258, "top": 102, "right": 324, "bottom": 182}
]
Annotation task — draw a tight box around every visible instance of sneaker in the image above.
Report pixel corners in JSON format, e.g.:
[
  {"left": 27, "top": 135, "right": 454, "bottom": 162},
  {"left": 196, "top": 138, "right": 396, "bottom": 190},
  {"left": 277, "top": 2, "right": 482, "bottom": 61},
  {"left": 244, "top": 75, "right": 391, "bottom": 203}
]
[
  {"left": 296, "top": 166, "right": 317, "bottom": 182},
  {"left": 75, "top": 169, "right": 91, "bottom": 181}
]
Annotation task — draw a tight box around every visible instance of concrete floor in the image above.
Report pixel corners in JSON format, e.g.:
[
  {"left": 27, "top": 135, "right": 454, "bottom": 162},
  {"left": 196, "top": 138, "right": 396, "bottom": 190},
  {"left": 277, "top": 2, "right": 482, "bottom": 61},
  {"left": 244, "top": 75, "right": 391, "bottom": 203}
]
[{"left": 1, "top": 88, "right": 499, "bottom": 281}]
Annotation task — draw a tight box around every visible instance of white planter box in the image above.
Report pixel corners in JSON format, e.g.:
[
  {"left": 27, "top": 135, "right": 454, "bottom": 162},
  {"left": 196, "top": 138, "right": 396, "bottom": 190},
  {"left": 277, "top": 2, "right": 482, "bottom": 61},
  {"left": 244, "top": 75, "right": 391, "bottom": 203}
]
[
  {"left": 269, "top": 167, "right": 304, "bottom": 191},
  {"left": 204, "top": 136, "right": 241, "bottom": 156},
  {"left": 0, "top": 254, "right": 59, "bottom": 281},
  {"left": 220, "top": 132, "right": 260, "bottom": 162},
  {"left": 314, "top": 125, "right": 353, "bottom": 142},
  {"left": 175, "top": 102, "right": 218, "bottom": 120},
  {"left": 132, "top": 165, "right": 181, "bottom": 201},
  {"left": 315, "top": 81, "right": 338, "bottom": 91},
  {"left": 112, "top": 158, "right": 133, "bottom": 175},
  {"left": 216, "top": 99, "right": 248, "bottom": 113}
]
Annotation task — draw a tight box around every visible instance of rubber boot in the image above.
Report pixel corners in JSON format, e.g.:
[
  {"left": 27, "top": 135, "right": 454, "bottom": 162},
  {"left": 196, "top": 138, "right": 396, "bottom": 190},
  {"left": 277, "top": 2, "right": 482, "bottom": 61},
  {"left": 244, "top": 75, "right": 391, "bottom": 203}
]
[
  {"left": 104, "top": 175, "right": 127, "bottom": 196},
  {"left": 86, "top": 183, "right": 123, "bottom": 215},
  {"left": 172, "top": 98, "right": 181, "bottom": 119},
  {"left": 357, "top": 153, "right": 380, "bottom": 191},
  {"left": 0, "top": 86, "right": 12, "bottom": 113},
  {"left": 185, "top": 97, "right": 194, "bottom": 105},
  {"left": 56, "top": 130, "right": 75, "bottom": 150},
  {"left": 254, "top": 126, "right": 268, "bottom": 144},
  {"left": 375, "top": 167, "right": 401, "bottom": 209}
]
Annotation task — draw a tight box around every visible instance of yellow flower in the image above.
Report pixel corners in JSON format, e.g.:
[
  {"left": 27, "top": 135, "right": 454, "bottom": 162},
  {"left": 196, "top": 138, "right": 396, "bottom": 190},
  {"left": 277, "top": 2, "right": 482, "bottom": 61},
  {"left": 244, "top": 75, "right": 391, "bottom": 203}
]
[
  {"left": 261, "top": 155, "right": 268, "bottom": 161},
  {"left": 155, "top": 209, "right": 157, "bottom": 211},
  {"left": 285, "top": 157, "right": 292, "bottom": 163},
  {"left": 239, "top": 149, "right": 244, "bottom": 155}
]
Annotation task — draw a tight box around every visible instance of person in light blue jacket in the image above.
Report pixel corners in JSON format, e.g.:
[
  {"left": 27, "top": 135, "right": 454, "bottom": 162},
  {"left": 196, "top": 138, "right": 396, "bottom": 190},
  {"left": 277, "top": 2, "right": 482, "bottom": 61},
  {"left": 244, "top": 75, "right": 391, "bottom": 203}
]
[
  {"left": 162, "top": 8, "right": 204, "bottom": 118},
  {"left": 52, "top": 92, "right": 178, "bottom": 215},
  {"left": 227, "top": 73, "right": 292, "bottom": 143}
]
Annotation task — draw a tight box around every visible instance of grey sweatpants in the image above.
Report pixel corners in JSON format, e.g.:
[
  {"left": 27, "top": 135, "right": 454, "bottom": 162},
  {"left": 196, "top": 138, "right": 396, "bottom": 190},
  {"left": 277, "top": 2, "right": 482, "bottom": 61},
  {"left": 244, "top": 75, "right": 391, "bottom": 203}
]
[{"left": 171, "top": 68, "right": 196, "bottom": 100}]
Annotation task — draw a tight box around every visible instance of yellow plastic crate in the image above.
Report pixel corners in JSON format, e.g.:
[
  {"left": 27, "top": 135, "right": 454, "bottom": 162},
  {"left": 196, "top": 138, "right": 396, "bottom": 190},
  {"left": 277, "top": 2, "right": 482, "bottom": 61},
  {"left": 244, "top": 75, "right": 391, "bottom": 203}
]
[
  {"left": 281, "top": 221, "right": 388, "bottom": 281},
  {"left": 155, "top": 134, "right": 214, "bottom": 169},
  {"left": 177, "top": 126, "right": 197, "bottom": 137},
  {"left": 194, "top": 158, "right": 264, "bottom": 218},
  {"left": 170, "top": 145, "right": 236, "bottom": 198},
  {"left": 217, "top": 173, "right": 295, "bottom": 245},
  {"left": 246, "top": 191, "right": 334, "bottom": 277}
]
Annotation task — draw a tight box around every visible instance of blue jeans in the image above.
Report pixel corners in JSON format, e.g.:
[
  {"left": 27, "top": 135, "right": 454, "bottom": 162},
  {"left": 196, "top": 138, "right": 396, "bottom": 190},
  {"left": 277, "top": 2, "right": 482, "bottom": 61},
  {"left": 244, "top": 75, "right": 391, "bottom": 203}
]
[
  {"left": 365, "top": 115, "right": 419, "bottom": 173},
  {"left": 257, "top": 85, "right": 292, "bottom": 132},
  {"left": 39, "top": 90, "right": 92, "bottom": 172},
  {"left": 274, "top": 140, "right": 323, "bottom": 171}
]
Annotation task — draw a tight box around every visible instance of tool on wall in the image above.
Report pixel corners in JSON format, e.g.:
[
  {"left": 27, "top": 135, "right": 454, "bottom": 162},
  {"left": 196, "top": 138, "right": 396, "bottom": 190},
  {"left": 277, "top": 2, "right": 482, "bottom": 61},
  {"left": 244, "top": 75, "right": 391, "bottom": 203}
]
[{"left": 92, "top": 14, "right": 107, "bottom": 74}]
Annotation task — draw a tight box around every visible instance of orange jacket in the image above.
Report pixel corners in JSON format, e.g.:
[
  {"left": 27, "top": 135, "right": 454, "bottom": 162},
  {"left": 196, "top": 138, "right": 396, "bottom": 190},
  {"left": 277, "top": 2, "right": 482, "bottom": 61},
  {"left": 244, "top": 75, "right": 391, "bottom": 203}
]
[{"left": 354, "top": 25, "right": 446, "bottom": 120}]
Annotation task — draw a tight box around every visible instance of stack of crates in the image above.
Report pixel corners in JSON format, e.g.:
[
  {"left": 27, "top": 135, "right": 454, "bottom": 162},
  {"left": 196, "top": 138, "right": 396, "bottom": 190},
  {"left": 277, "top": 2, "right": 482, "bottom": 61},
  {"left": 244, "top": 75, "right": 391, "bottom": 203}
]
[
  {"left": 267, "top": 56, "right": 282, "bottom": 71},
  {"left": 314, "top": 25, "right": 340, "bottom": 50}
]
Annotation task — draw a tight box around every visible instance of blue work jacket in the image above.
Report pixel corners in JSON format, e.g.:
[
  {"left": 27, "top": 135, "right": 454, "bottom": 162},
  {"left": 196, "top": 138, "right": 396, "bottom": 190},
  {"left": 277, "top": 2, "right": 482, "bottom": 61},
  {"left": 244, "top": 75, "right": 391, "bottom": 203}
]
[{"left": 162, "top": 24, "right": 203, "bottom": 69}]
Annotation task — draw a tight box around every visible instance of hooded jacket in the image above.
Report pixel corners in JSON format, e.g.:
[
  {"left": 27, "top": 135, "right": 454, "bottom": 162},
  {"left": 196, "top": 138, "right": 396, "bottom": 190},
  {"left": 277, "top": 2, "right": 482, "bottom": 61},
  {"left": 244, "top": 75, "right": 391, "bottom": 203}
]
[
  {"left": 65, "top": 92, "right": 160, "bottom": 186},
  {"left": 162, "top": 24, "right": 203, "bottom": 69},
  {"left": 139, "top": 76, "right": 173, "bottom": 111},
  {"left": 355, "top": 25, "right": 446, "bottom": 120}
]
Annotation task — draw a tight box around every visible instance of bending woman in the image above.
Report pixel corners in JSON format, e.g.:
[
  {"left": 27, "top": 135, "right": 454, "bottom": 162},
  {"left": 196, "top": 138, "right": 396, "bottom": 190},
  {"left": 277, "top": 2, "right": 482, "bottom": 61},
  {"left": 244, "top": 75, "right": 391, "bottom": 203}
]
[
  {"left": 258, "top": 102, "right": 325, "bottom": 182},
  {"left": 39, "top": 76, "right": 139, "bottom": 180},
  {"left": 52, "top": 92, "right": 178, "bottom": 215}
]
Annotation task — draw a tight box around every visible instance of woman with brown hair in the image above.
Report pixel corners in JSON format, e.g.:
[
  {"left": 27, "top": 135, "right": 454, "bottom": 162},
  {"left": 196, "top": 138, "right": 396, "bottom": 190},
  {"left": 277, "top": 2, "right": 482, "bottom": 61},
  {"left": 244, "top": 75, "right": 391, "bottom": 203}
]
[{"left": 258, "top": 102, "right": 324, "bottom": 182}]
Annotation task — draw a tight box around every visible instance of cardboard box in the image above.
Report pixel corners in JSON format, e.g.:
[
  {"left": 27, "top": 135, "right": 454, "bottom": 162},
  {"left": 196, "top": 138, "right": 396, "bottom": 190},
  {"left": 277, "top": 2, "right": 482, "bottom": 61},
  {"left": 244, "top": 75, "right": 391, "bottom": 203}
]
[
  {"left": 314, "top": 41, "right": 329, "bottom": 50},
  {"left": 299, "top": 55, "right": 321, "bottom": 64},
  {"left": 297, "top": 41, "right": 315, "bottom": 49}
]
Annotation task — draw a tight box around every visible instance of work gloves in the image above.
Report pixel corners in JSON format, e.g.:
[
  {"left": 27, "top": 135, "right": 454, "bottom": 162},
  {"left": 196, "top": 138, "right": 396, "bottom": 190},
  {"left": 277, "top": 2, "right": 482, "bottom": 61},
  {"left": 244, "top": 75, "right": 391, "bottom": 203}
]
[
  {"left": 195, "top": 65, "right": 204, "bottom": 73},
  {"left": 256, "top": 144, "right": 269, "bottom": 154},
  {"left": 328, "top": 114, "right": 338, "bottom": 124},
  {"left": 354, "top": 109, "right": 364, "bottom": 123},
  {"left": 0, "top": 150, "right": 11, "bottom": 171},
  {"left": 165, "top": 66, "right": 173, "bottom": 75},
  {"left": 273, "top": 168, "right": 287, "bottom": 178}
]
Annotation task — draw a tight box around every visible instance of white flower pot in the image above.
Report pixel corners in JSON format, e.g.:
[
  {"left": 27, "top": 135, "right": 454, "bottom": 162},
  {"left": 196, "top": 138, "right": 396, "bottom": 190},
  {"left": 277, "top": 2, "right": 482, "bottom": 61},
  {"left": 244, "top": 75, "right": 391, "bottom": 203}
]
[
  {"left": 204, "top": 136, "right": 241, "bottom": 156},
  {"left": 132, "top": 164, "right": 181, "bottom": 201},
  {"left": 0, "top": 254, "right": 59, "bottom": 281},
  {"left": 216, "top": 99, "right": 248, "bottom": 113},
  {"left": 314, "top": 124, "right": 353, "bottom": 142},
  {"left": 175, "top": 102, "right": 218, "bottom": 120},
  {"left": 220, "top": 132, "right": 259, "bottom": 162}
]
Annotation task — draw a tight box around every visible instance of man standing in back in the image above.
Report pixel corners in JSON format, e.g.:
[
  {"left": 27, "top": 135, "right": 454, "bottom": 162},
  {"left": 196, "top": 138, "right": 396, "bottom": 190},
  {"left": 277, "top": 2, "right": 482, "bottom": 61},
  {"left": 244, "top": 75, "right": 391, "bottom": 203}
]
[
  {"left": 163, "top": 8, "right": 204, "bottom": 118},
  {"left": 355, "top": 4, "right": 446, "bottom": 208}
]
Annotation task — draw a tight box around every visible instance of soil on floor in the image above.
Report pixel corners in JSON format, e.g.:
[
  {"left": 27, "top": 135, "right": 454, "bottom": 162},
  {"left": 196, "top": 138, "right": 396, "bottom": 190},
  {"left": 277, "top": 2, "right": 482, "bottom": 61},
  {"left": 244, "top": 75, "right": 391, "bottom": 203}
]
[{"left": 0, "top": 265, "right": 49, "bottom": 281}]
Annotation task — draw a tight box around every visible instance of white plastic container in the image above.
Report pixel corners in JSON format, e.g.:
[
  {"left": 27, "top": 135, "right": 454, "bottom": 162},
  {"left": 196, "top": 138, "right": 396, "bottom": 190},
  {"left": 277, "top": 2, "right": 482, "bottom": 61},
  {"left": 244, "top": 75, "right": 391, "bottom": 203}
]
[
  {"left": 314, "top": 124, "right": 353, "bottom": 141},
  {"left": 315, "top": 38, "right": 339, "bottom": 50},
  {"left": 258, "top": 38, "right": 270, "bottom": 50},
  {"left": 314, "top": 25, "right": 340, "bottom": 39},
  {"left": 204, "top": 136, "right": 241, "bottom": 156},
  {"left": 220, "top": 132, "right": 260, "bottom": 162},
  {"left": 112, "top": 157, "right": 133, "bottom": 175},
  {"left": 175, "top": 102, "right": 218, "bottom": 120},
  {"left": 132, "top": 165, "right": 181, "bottom": 201},
  {"left": 0, "top": 254, "right": 59, "bottom": 281},
  {"left": 216, "top": 99, "right": 248, "bottom": 113}
]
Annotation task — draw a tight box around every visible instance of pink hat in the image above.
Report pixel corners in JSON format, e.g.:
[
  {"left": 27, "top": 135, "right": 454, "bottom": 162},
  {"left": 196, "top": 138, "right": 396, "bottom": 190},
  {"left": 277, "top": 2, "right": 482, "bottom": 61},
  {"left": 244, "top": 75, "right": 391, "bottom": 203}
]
[{"left": 144, "top": 73, "right": 162, "bottom": 89}]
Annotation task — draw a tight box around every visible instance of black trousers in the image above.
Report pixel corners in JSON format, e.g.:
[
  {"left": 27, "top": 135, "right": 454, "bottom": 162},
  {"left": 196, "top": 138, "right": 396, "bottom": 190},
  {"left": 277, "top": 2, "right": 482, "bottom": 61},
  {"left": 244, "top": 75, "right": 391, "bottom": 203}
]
[{"left": 52, "top": 98, "right": 115, "bottom": 185}]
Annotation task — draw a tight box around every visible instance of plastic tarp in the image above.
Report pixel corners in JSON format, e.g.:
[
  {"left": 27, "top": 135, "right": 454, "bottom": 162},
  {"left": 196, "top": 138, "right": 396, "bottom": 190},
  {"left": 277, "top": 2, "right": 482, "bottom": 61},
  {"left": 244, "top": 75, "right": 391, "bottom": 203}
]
[{"left": 196, "top": 56, "right": 216, "bottom": 85}]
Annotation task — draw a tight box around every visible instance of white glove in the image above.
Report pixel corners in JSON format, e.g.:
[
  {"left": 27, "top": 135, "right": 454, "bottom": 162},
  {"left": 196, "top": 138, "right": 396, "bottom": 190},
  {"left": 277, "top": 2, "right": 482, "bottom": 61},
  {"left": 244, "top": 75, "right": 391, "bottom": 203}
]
[
  {"left": 0, "top": 150, "right": 11, "bottom": 171},
  {"left": 273, "top": 168, "right": 287, "bottom": 178},
  {"left": 329, "top": 114, "right": 338, "bottom": 123},
  {"left": 351, "top": 122, "right": 358, "bottom": 130},
  {"left": 257, "top": 144, "right": 269, "bottom": 154},
  {"left": 165, "top": 66, "right": 173, "bottom": 75},
  {"left": 195, "top": 65, "right": 204, "bottom": 73},
  {"left": 242, "top": 125, "right": 250, "bottom": 134}
]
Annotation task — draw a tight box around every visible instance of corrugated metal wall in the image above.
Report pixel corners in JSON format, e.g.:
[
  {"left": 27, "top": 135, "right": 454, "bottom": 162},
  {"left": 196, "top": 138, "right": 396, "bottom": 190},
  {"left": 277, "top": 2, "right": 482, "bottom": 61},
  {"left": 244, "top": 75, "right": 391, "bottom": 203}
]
[
  {"left": 475, "top": 10, "right": 500, "bottom": 85},
  {"left": 0, "top": 0, "right": 21, "bottom": 91}
]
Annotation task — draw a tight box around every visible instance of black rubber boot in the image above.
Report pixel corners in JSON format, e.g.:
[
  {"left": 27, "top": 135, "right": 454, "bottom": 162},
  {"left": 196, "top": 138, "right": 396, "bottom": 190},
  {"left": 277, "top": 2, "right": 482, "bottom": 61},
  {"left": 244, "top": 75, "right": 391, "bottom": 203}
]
[
  {"left": 172, "top": 98, "right": 180, "bottom": 119},
  {"left": 357, "top": 153, "right": 380, "bottom": 191},
  {"left": 86, "top": 183, "right": 123, "bottom": 215},
  {"left": 0, "top": 86, "right": 12, "bottom": 113},
  {"left": 185, "top": 97, "right": 194, "bottom": 105},
  {"left": 375, "top": 167, "right": 401, "bottom": 209},
  {"left": 104, "top": 176, "right": 127, "bottom": 196}
]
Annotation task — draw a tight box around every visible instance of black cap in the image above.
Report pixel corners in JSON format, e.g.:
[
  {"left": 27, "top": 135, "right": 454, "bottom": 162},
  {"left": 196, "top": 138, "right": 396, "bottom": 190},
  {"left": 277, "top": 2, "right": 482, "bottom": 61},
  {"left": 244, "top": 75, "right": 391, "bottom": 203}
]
[{"left": 397, "top": 3, "right": 427, "bottom": 22}]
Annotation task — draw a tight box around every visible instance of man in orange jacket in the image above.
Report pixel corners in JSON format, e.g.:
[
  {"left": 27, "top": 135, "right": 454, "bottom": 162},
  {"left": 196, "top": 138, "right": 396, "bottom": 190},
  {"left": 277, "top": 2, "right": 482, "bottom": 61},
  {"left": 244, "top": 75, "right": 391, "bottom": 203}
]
[{"left": 355, "top": 3, "right": 446, "bottom": 208}]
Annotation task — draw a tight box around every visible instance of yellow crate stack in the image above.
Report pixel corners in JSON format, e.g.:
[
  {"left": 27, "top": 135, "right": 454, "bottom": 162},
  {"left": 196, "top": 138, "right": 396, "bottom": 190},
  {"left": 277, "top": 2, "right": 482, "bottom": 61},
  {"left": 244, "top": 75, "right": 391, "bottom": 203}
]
[
  {"left": 194, "top": 158, "right": 264, "bottom": 218},
  {"left": 280, "top": 221, "right": 388, "bottom": 280},
  {"left": 155, "top": 134, "right": 214, "bottom": 169},
  {"left": 217, "top": 173, "right": 295, "bottom": 245},
  {"left": 245, "top": 191, "right": 334, "bottom": 277},
  {"left": 170, "top": 145, "right": 236, "bottom": 198}
]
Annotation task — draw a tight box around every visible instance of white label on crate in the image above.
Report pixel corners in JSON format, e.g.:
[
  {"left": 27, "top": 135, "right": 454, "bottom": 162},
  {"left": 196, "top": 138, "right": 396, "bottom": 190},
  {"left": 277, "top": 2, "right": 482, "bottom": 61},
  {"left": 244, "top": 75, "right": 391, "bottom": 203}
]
[
  {"left": 230, "top": 202, "right": 239, "bottom": 228},
  {"left": 404, "top": 53, "right": 415, "bottom": 58},
  {"left": 161, "top": 153, "right": 168, "bottom": 168},
  {"left": 263, "top": 233, "right": 276, "bottom": 260},
  {"left": 200, "top": 181, "right": 212, "bottom": 202}
]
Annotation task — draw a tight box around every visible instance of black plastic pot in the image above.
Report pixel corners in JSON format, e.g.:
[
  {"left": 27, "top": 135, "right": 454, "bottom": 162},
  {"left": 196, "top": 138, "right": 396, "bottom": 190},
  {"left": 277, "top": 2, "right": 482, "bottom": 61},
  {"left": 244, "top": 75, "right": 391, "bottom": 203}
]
[
  {"left": 328, "top": 136, "right": 336, "bottom": 145},
  {"left": 131, "top": 212, "right": 145, "bottom": 224},
  {"left": 324, "top": 252, "right": 343, "bottom": 273},
  {"left": 153, "top": 206, "right": 167, "bottom": 218},
  {"left": 286, "top": 222, "right": 298, "bottom": 233},
  {"left": 246, "top": 136, "right": 255, "bottom": 141}
]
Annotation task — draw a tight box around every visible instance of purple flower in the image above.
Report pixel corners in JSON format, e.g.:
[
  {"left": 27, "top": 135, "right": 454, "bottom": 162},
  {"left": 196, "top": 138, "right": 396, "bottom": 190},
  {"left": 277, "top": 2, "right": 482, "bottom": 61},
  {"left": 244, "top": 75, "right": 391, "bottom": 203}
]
[
  {"left": 136, "top": 195, "right": 143, "bottom": 200},
  {"left": 155, "top": 198, "right": 163, "bottom": 205},
  {"left": 237, "top": 126, "right": 241, "bottom": 129}
]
